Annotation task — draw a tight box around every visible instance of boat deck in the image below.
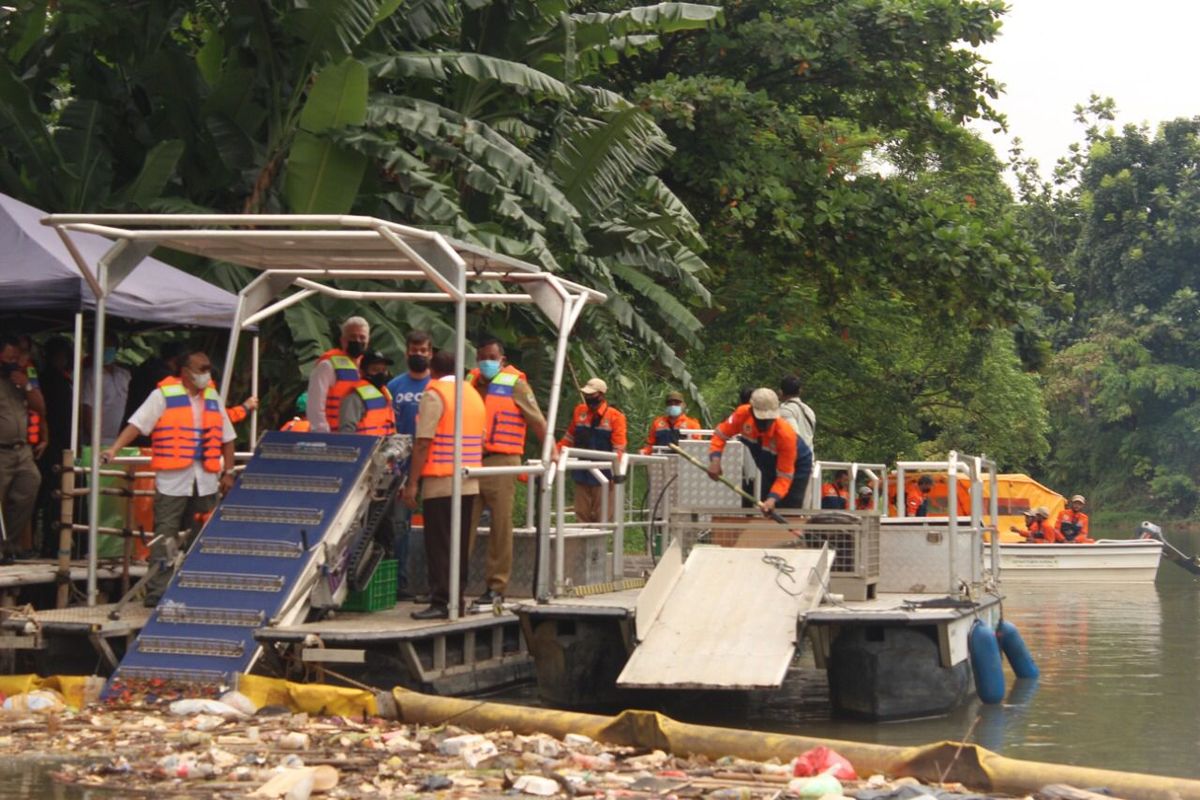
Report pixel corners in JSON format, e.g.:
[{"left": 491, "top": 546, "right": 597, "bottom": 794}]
[{"left": 0, "top": 560, "right": 147, "bottom": 589}]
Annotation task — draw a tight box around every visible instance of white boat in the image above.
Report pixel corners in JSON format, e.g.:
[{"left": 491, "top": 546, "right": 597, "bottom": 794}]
[{"left": 995, "top": 539, "right": 1163, "bottom": 583}]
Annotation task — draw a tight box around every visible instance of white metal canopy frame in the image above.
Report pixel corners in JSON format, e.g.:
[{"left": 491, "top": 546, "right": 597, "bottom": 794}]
[{"left": 40, "top": 214, "right": 606, "bottom": 616}]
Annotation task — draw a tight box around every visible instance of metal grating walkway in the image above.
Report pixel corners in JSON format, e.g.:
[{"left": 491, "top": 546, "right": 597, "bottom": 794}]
[{"left": 106, "top": 431, "right": 382, "bottom": 694}]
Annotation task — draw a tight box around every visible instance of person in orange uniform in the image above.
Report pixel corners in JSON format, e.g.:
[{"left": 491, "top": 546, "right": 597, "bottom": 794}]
[
  {"left": 640, "top": 391, "right": 701, "bottom": 454},
  {"left": 1055, "top": 494, "right": 1092, "bottom": 543},
  {"left": 307, "top": 316, "right": 370, "bottom": 432},
  {"left": 102, "top": 348, "right": 236, "bottom": 605},
  {"left": 821, "top": 470, "right": 851, "bottom": 509},
  {"left": 403, "top": 351, "right": 485, "bottom": 620},
  {"left": 1023, "top": 506, "right": 1060, "bottom": 543},
  {"left": 280, "top": 393, "right": 311, "bottom": 432},
  {"left": 338, "top": 351, "right": 396, "bottom": 436},
  {"left": 467, "top": 336, "right": 549, "bottom": 611},
  {"left": 708, "top": 388, "right": 807, "bottom": 513},
  {"left": 906, "top": 475, "right": 934, "bottom": 516},
  {"left": 559, "top": 378, "right": 627, "bottom": 523}
]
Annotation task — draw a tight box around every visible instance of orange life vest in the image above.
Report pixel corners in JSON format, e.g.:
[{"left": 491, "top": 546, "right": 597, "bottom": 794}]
[
  {"left": 352, "top": 382, "right": 396, "bottom": 436},
  {"left": 281, "top": 417, "right": 311, "bottom": 432},
  {"left": 317, "top": 348, "right": 361, "bottom": 431},
  {"left": 470, "top": 365, "right": 528, "bottom": 455},
  {"left": 421, "top": 379, "right": 485, "bottom": 478},
  {"left": 149, "top": 376, "right": 224, "bottom": 472}
]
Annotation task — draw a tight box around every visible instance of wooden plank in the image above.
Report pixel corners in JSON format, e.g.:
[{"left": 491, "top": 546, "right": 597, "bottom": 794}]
[
  {"left": 617, "top": 546, "right": 830, "bottom": 689},
  {"left": 301, "top": 648, "right": 366, "bottom": 664}
]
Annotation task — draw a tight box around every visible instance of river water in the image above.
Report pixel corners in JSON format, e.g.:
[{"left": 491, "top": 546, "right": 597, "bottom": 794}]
[{"left": 657, "top": 529, "right": 1200, "bottom": 781}]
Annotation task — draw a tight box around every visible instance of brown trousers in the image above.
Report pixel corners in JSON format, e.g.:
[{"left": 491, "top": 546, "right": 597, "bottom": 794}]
[
  {"left": 0, "top": 445, "right": 41, "bottom": 555},
  {"left": 469, "top": 453, "right": 519, "bottom": 595},
  {"left": 423, "top": 492, "right": 476, "bottom": 610},
  {"left": 572, "top": 481, "right": 615, "bottom": 524}
]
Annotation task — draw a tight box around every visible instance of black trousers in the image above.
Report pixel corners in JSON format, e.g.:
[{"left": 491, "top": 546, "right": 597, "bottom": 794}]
[{"left": 422, "top": 493, "right": 476, "bottom": 609}]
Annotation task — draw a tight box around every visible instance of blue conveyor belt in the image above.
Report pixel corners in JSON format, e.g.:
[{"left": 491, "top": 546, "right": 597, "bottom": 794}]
[{"left": 106, "top": 431, "right": 380, "bottom": 693}]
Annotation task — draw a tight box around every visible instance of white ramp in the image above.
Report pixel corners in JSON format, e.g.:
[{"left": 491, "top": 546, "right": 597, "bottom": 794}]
[{"left": 617, "top": 545, "right": 831, "bottom": 689}]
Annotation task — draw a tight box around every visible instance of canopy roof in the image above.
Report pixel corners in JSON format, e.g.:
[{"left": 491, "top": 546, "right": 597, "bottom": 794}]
[
  {"left": 40, "top": 214, "right": 604, "bottom": 300},
  {"left": 1, "top": 195, "right": 240, "bottom": 328}
]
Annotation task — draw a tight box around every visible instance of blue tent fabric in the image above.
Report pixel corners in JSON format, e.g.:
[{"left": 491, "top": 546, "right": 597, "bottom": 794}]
[{"left": 0, "top": 193, "right": 239, "bottom": 328}]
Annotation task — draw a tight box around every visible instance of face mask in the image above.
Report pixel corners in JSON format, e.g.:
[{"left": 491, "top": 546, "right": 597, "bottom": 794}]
[
  {"left": 585, "top": 395, "right": 603, "bottom": 408},
  {"left": 407, "top": 354, "right": 429, "bottom": 373},
  {"left": 103, "top": 346, "right": 117, "bottom": 365},
  {"left": 753, "top": 417, "right": 772, "bottom": 433},
  {"left": 345, "top": 341, "right": 366, "bottom": 358},
  {"left": 478, "top": 359, "right": 502, "bottom": 380},
  {"left": 368, "top": 373, "right": 390, "bottom": 389},
  {"left": 191, "top": 371, "right": 211, "bottom": 390},
  {"left": 666, "top": 404, "right": 683, "bottom": 419}
]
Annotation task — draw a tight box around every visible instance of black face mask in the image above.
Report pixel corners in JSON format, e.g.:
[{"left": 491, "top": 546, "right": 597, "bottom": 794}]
[
  {"left": 407, "top": 354, "right": 429, "bottom": 373},
  {"left": 368, "top": 373, "right": 390, "bottom": 389},
  {"left": 345, "top": 341, "right": 366, "bottom": 358},
  {"left": 585, "top": 395, "right": 603, "bottom": 408},
  {"left": 754, "top": 417, "right": 772, "bottom": 433}
]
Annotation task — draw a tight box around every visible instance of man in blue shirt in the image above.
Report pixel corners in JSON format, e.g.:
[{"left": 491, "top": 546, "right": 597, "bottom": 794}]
[{"left": 386, "top": 330, "right": 433, "bottom": 600}]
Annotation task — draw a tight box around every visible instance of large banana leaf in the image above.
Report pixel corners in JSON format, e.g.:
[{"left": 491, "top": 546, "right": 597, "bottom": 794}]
[
  {"left": 552, "top": 105, "right": 674, "bottom": 215},
  {"left": 284, "top": 0, "right": 385, "bottom": 59},
  {"left": 53, "top": 100, "right": 113, "bottom": 211},
  {"left": 118, "top": 140, "right": 185, "bottom": 207},
  {"left": 368, "top": 52, "right": 571, "bottom": 100},
  {"left": 284, "top": 58, "right": 370, "bottom": 214}
]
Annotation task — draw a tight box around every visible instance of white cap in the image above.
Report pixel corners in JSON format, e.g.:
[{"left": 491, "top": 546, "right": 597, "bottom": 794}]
[
  {"left": 581, "top": 377, "right": 608, "bottom": 395},
  {"left": 749, "top": 387, "right": 780, "bottom": 419}
]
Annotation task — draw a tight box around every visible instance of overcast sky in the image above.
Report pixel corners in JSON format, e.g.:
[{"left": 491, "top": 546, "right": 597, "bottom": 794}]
[{"left": 973, "top": 0, "right": 1200, "bottom": 176}]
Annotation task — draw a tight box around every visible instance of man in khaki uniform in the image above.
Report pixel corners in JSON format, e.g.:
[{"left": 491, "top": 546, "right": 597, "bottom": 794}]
[
  {"left": 466, "top": 336, "right": 549, "bottom": 610},
  {"left": 0, "top": 336, "right": 44, "bottom": 564}
]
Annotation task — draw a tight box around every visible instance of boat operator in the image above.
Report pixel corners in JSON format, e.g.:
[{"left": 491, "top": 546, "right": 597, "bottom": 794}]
[
  {"left": 1055, "top": 494, "right": 1093, "bottom": 543},
  {"left": 708, "top": 388, "right": 811, "bottom": 514}
]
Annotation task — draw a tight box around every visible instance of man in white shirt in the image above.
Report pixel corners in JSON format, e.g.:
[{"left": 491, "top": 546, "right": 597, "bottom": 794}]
[
  {"left": 102, "top": 348, "right": 236, "bottom": 605},
  {"left": 779, "top": 374, "right": 816, "bottom": 452},
  {"left": 307, "top": 317, "right": 371, "bottom": 432}
]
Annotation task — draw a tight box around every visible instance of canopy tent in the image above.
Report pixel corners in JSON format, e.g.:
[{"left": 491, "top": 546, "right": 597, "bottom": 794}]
[{"left": 0, "top": 193, "right": 239, "bottom": 327}]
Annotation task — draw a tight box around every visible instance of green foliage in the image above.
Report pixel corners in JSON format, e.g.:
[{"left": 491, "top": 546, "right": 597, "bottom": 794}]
[
  {"left": 601, "top": 0, "right": 1054, "bottom": 467},
  {"left": 0, "top": 0, "right": 719, "bottom": 421}
]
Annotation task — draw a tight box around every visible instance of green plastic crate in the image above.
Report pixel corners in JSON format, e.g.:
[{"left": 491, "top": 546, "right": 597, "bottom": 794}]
[{"left": 340, "top": 559, "right": 397, "bottom": 612}]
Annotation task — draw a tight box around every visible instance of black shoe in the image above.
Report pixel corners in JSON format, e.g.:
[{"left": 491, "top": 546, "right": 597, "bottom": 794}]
[
  {"left": 410, "top": 605, "right": 448, "bottom": 620},
  {"left": 470, "top": 590, "right": 503, "bottom": 612}
]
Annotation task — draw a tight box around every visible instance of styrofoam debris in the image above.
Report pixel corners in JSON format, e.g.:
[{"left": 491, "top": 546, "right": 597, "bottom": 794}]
[
  {"left": 168, "top": 698, "right": 248, "bottom": 719},
  {"left": 513, "top": 774, "right": 560, "bottom": 796}
]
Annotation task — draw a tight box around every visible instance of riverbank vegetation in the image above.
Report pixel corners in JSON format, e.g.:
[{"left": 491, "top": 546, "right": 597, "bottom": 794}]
[{"left": 0, "top": 1, "right": 1195, "bottom": 517}]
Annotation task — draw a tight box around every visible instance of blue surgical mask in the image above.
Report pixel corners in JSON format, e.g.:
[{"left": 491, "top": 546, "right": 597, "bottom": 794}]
[
  {"left": 102, "top": 346, "right": 117, "bottom": 365},
  {"left": 666, "top": 404, "right": 683, "bottom": 418},
  {"left": 478, "top": 359, "right": 502, "bottom": 380}
]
